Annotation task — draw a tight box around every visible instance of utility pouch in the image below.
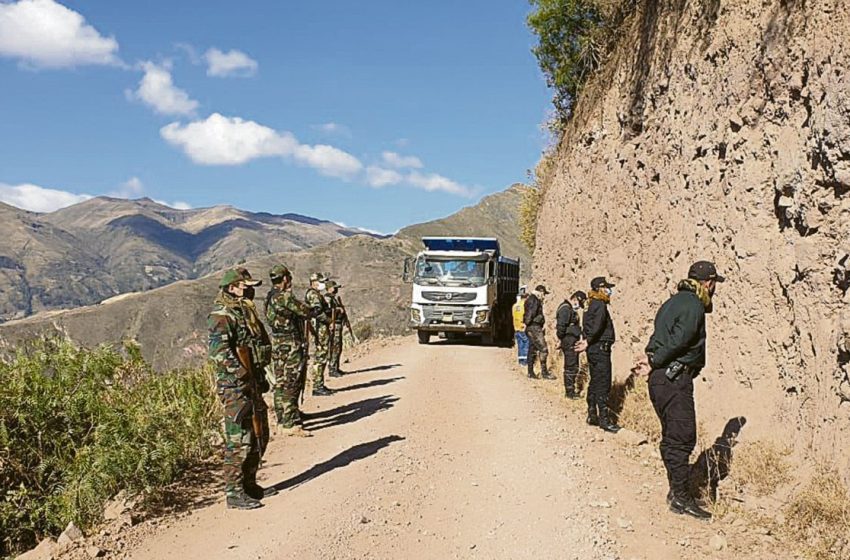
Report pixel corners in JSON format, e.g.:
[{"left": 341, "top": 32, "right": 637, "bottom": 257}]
[{"left": 665, "top": 361, "right": 685, "bottom": 381}]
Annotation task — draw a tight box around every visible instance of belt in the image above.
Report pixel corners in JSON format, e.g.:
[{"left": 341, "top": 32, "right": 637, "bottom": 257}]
[
  {"left": 589, "top": 341, "right": 614, "bottom": 352},
  {"left": 663, "top": 361, "right": 699, "bottom": 380}
]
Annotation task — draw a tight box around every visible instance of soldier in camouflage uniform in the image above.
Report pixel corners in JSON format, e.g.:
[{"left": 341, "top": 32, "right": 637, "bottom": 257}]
[
  {"left": 264, "top": 264, "right": 315, "bottom": 437},
  {"left": 325, "top": 279, "right": 348, "bottom": 377},
  {"left": 305, "top": 272, "right": 334, "bottom": 396},
  {"left": 208, "top": 268, "right": 277, "bottom": 510}
]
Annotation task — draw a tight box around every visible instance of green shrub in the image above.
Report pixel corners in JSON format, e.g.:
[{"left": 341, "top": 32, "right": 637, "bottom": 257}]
[{"left": 0, "top": 339, "right": 219, "bottom": 557}]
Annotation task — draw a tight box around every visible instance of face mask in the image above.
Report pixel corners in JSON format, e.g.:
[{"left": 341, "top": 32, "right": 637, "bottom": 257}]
[
  {"left": 572, "top": 303, "right": 580, "bottom": 311},
  {"left": 606, "top": 288, "right": 614, "bottom": 296},
  {"left": 317, "top": 282, "right": 326, "bottom": 291}
]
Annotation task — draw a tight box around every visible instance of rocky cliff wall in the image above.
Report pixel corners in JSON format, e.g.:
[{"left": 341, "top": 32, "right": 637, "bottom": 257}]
[{"left": 533, "top": 0, "right": 850, "bottom": 475}]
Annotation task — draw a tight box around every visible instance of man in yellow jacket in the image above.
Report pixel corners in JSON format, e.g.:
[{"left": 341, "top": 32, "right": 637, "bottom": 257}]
[{"left": 512, "top": 286, "right": 529, "bottom": 366}]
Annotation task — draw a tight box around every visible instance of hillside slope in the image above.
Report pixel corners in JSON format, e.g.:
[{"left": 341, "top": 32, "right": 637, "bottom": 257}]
[
  {"left": 531, "top": 1, "right": 850, "bottom": 473},
  {"left": 0, "top": 185, "right": 531, "bottom": 370},
  {"left": 0, "top": 198, "right": 370, "bottom": 321}
]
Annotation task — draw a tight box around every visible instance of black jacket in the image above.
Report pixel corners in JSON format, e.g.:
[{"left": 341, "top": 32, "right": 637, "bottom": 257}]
[
  {"left": 523, "top": 294, "right": 545, "bottom": 327},
  {"left": 645, "top": 286, "right": 707, "bottom": 371},
  {"left": 582, "top": 298, "right": 615, "bottom": 346},
  {"left": 556, "top": 302, "right": 582, "bottom": 342}
]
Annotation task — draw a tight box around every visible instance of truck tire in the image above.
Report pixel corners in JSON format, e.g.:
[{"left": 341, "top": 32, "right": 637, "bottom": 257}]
[{"left": 417, "top": 331, "right": 431, "bottom": 345}]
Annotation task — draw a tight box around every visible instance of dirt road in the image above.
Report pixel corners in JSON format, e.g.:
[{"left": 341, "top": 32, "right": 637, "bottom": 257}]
[{"left": 110, "top": 337, "right": 776, "bottom": 560}]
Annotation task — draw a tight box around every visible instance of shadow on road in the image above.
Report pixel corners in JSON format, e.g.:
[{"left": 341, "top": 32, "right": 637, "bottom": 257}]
[
  {"left": 334, "top": 376, "right": 405, "bottom": 393},
  {"left": 348, "top": 363, "right": 402, "bottom": 374},
  {"left": 303, "top": 395, "right": 399, "bottom": 431},
  {"left": 270, "top": 435, "right": 405, "bottom": 493}
]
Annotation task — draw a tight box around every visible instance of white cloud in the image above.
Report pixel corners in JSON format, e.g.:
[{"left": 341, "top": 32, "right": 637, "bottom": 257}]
[
  {"left": 406, "top": 171, "right": 475, "bottom": 197},
  {"left": 161, "top": 113, "right": 363, "bottom": 179},
  {"left": 154, "top": 199, "right": 192, "bottom": 210},
  {"left": 0, "top": 182, "right": 91, "bottom": 212},
  {"left": 0, "top": 0, "right": 120, "bottom": 68},
  {"left": 204, "top": 48, "right": 257, "bottom": 77},
  {"left": 381, "top": 151, "right": 423, "bottom": 169},
  {"left": 128, "top": 61, "right": 199, "bottom": 116},
  {"left": 109, "top": 176, "right": 145, "bottom": 198},
  {"left": 312, "top": 122, "right": 352, "bottom": 137},
  {"left": 365, "top": 166, "right": 403, "bottom": 188}
]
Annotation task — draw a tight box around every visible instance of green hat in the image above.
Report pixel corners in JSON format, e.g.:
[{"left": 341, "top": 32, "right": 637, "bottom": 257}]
[
  {"left": 325, "top": 279, "right": 340, "bottom": 290},
  {"left": 269, "top": 264, "right": 291, "bottom": 280},
  {"left": 220, "top": 268, "right": 261, "bottom": 288}
]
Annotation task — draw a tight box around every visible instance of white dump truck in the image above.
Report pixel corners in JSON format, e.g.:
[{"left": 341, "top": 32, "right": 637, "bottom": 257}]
[{"left": 403, "top": 237, "right": 520, "bottom": 345}]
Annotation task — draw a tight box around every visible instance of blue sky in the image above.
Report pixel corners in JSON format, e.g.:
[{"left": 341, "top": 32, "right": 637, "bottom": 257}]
[{"left": 0, "top": 0, "right": 551, "bottom": 233}]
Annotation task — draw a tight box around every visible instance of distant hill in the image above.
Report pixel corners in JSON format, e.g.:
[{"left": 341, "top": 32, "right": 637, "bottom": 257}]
[
  {"left": 0, "top": 185, "right": 532, "bottom": 370},
  {"left": 0, "top": 197, "right": 373, "bottom": 321}
]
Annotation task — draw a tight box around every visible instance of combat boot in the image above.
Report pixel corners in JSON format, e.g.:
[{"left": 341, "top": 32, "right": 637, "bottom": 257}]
[
  {"left": 244, "top": 483, "right": 278, "bottom": 500},
  {"left": 312, "top": 386, "right": 334, "bottom": 396},
  {"left": 328, "top": 368, "right": 342, "bottom": 378},
  {"left": 586, "top": 404, "right": 599, "bottom": 426},
  {"left": 541, "top": 366, "right": 555, "bottom": 380},
  {"left": 669, "top": 495, "right": 712, "bottom": 520},
  {"left": 226, "top": 491, "right": 263, "bottom": 510},
  {"left": 565, "top": 388, "right": 580, "bottom": 400},
  {"left": 279, "top": 425, "right": 313, "bottom": 437},
  {"left": 527, "top": 362, "right": 537, "bottom": 379},
  {"left": 597, "top": 399, "right": 621, "bottom": 433}
]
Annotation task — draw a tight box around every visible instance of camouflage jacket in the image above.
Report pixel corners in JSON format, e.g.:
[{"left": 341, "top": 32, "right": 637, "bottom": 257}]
[
  {"left": 264, "top": 287, "right": 311, "bottom": 342},
  {"left": 305, "top": 288, "right": 331, "bottom": 329},
  {"left": 326, "top": 293, "right": 347, "bottom": 324},
  {"left": 208, "top": 292, "right": 271, "bottom": 387}
]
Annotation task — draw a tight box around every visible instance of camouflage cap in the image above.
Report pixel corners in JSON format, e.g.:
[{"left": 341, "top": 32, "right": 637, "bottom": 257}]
[
  {"left": 269, "top": 263, "right": 291, "bottom": 280},
  {"left": 219, "top": 267, "right": 261, "bottom": 288},
  {"left": 326, "top": 279, "right": 341, "bottom": 290},
  {"left": 309, "top": 272, "right": 326, "bottom": 282}
]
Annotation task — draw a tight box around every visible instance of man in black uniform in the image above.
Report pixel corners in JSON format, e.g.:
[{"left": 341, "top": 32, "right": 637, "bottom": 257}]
[
  {"left": 575, "top": 277, "right": 620, "bottom": 433},
  {"left": 556, "top": 290, "right": 586, "bottom": 399},
  {"left": 523, "top": 284, "right": 554, "bottom": 380},
  {"left": 634, "top": 261, "right": 724, "bottom": 520}
]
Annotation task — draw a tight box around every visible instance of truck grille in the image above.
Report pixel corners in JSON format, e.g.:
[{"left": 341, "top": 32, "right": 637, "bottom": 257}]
[
  {"left": 421, "top": 291, "right": 476, "bottom": 303},
  {"left": 421, "top": 305, "right": 474, "bottom": 324}
]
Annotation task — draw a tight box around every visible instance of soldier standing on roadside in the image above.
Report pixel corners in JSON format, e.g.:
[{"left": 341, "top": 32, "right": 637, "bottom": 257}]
[
  {"left": 264, "top": 264, "right": 315, "bottom": 437},
  {"left": 208, "top": 268, "right": 278, "bottom": 510},
  {"left": 305, "top": 272, "right": 334, "bottom": 396},
  {"left": 325, "top": 279, "right": 348, "bottom": 377},
  {"left": 633, "top": 261, "right": 724, "bottom": 520},
  {"left": 575, "top": 277, "right": 621, "bottom": 433},
  {"left": 524, "top": 284, "right": 554, "bottom": 380},
  {"left": 556, "top": 290, "right": 586, "bottom": 400}
]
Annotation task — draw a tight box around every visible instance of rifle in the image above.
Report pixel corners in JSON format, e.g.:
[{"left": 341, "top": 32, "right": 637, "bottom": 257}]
[
  {"left": 235, "top": 346, "right": 266, "bottom": 456},
  {"left": 301, "top": 317, "right": 316, "bottom": 404},
  {"left": 336, "top": 295, "right": 358, "bottom": 344}
]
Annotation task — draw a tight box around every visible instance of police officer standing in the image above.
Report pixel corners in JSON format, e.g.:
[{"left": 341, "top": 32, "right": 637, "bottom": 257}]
[
  {"left": 524, "top": 284, "right": 554, "bottom": 379},
  {"left": 208, "top": 268, "right": 277, "bottom": 510},
  {"left": 556, "top": 290, "right": 586, "bottom": 399},
  {"left": 305, "top": 272, "right": 333, "bottom": 396},
  {"left": 575, "top": 277, "right": 620, "bottom": 433},
  {"left": 264, "top": 264, "right": 315, "bottom": 437},
  {"left": 633, "top": 261, "right": 724, "bottom": 520}
]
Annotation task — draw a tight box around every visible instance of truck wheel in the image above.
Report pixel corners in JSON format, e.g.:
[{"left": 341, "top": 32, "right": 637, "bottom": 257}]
[
  {"left": 481, "top": 334, "right": 494, "bottom": 346},
  {"left": 417, "top": 331, "right": 431, "bottom": 345}
]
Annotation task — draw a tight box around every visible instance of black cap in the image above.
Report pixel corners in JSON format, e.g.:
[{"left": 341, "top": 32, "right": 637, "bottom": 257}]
[
  {"left": 535, "top": 284, "right": 550, "bottom": 295},
  {"left": 590, "top": 277, "right": 615, "bottom": 290},
  {"left": 688, "top": 261, "right": 725, "bottom": 282},
  {"left": 571, "top": 290, "right": 587, "bottom": 304}
]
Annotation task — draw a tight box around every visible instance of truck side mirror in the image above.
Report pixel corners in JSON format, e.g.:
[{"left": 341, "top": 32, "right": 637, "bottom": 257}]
[{"left": 402, "top": 257, "right": 413, "bottom": 283}]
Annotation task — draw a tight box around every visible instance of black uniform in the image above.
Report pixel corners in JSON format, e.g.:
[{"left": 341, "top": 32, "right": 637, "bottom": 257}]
[
  {"left": 582, "top": 295, "right": 616, "bottom": 424},
  {"left": 645, "top": 282, "right": 707, "bottom": 502},
  {"left": 523, "top": 293, "right": 549, "bottom": 377},
  {"left": 555, "top": 301, "right": 582, "bottom": 395}
]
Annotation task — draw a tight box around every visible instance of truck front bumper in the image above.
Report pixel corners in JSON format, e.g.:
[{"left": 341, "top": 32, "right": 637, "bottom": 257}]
[{"left": 409, "top": 304, "right": 490, "bottom": 332}]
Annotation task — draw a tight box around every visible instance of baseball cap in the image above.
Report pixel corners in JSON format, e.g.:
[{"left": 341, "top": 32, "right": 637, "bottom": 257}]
[
  {"left": 535, "top": 284, "right": 550, "bottom": 295},
  {"left": 309, "top": 272, "right": 326, "bottom": 282},
  {"left": 590, "top": 277, "right": 615, "bottom": 290},
  {"left": 269, "top": 264, "right": 291, "bottom": 280},
  {"left": 571, "top": 290, "right": 587, "bottom": 305},
  {"left": 219, "top": 268, "right": 261, "bottom": 288},
  {"left": 688, "top": 261, "right": 726, "bottom": 282},
  {"left": 325, "top": 279, "right": 341, "bottom": 289}
]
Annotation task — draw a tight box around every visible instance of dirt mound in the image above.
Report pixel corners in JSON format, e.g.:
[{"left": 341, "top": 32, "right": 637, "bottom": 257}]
[{"left": 531, "top": 0, "right": 850, "bottom": 476}]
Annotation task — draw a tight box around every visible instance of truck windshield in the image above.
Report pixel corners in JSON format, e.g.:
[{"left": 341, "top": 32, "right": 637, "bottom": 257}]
[{"left": 415, "top": 257, "right": 487, "bottom": 287}]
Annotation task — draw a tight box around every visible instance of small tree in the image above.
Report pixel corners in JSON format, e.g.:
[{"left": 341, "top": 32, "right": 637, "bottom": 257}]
[{"left": 519, "top": 186, "right": 540, "bottom": 253}]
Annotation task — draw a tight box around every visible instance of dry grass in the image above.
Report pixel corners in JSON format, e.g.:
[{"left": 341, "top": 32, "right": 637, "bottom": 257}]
[
  {"left": 731, "top": 441, "right": 792, "bottom": 497},
  {"left": 611, "top": 377, "right": 662, "bottom": 442},
  {"left": 784, "top": 468, "right": 850, "bottom": 560}
]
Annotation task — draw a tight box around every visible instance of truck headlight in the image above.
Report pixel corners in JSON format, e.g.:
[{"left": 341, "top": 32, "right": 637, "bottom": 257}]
[
  {"left": 411, "top": 308, "right": 422, "bottom": 323},
  {"left": 475, "top": 309, "right": 489, "bottom": 323}
]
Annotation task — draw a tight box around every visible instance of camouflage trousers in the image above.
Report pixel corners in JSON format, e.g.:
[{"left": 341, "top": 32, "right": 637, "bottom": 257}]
[
  {"left": 329, "top": 325, "right": 344, "bottom": 373},
  {"left": 220, "top": 387, "right": 268, "bottom": 497},
  {"left": 310, "top": 325, "right": 330, "bottom": 389},
  {"left": 271, "top": 338, "right": 307, "bottom": 428}
]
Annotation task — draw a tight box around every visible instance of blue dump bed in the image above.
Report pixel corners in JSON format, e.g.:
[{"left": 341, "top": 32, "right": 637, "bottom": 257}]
[{"left": 421, "top": 237, "right": 501, "bottom": 255}]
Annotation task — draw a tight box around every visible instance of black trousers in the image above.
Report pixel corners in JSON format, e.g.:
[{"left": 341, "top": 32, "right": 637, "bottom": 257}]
[
  {"left": 648, "top": 368, "right": 697, "bottom": 497},
  {"left": 561, "top": 335, "right": 579, "bottom": 391},
  {"left": 586, "top": 345, "right": 612, "bottom": 410},
  {"left": 526, "top": 325, "right": 548, "bottom": 369}
]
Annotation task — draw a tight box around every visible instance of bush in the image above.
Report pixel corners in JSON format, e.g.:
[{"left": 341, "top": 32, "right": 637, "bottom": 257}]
[
  {"left": 519, "top": 186, "right": 540, "bottom": 253},
  {"left": 785, "top": 468, "right": 850, "bottom": 560},
  {"left": 0, "top": 339, "right": 219, "bottom": 557}
]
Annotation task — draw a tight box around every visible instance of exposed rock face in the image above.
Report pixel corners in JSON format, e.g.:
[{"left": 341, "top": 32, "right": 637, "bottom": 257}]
[{"left": 533, "top": 1, "right": 850, "bottom": 473}]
